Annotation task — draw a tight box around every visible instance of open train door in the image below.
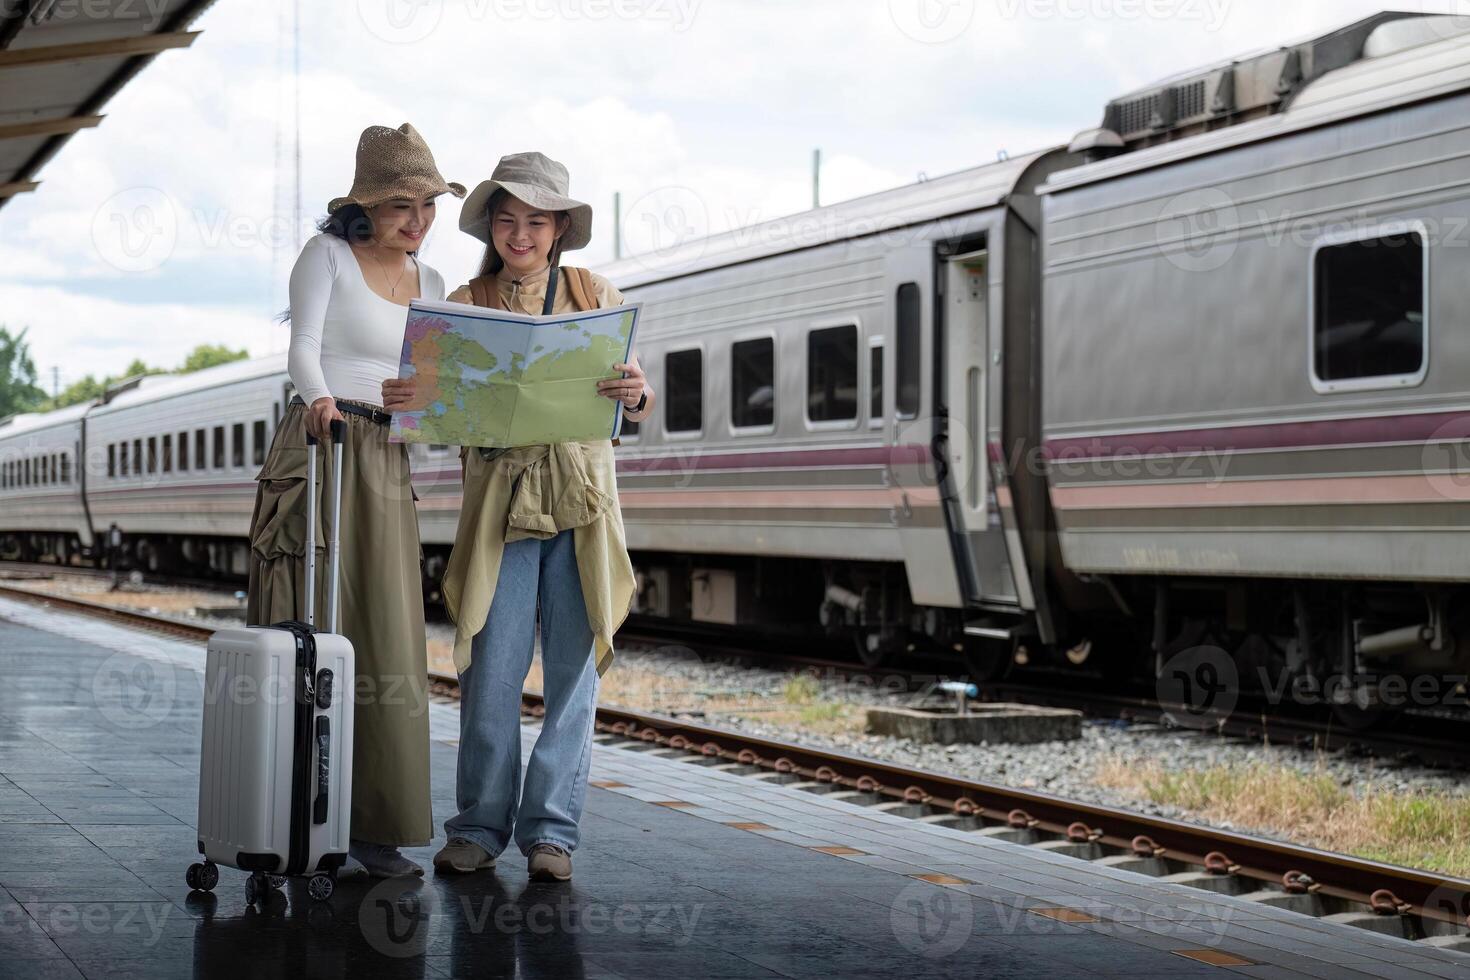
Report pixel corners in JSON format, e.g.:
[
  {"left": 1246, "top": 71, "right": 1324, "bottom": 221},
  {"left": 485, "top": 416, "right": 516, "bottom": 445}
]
[
  {"left": 929, "top": 243, "right": 1034, "bottom": 681},
  {"left": 935, "top": 246, "right": 1022, "bottom": 609}
]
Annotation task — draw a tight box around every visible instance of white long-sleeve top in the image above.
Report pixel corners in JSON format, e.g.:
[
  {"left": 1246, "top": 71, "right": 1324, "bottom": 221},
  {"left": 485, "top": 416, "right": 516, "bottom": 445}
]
[{"left": 287, "top": 232, "right": 447, "bottom": 406}]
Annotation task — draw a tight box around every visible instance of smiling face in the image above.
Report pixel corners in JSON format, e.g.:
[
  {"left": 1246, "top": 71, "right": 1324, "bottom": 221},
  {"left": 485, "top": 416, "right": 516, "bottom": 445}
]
[
  {"left": 368, "top": 194, "right": 438, "bottom": 250},
  {"left": 491, "top": 194, "right": 570, "bottom": 277}
]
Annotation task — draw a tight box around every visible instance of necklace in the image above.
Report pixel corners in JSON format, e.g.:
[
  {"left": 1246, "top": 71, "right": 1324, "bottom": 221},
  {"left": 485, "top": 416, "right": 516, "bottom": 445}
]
[{"left": 365, "top": 245, "right": 407, "bottom": 297}]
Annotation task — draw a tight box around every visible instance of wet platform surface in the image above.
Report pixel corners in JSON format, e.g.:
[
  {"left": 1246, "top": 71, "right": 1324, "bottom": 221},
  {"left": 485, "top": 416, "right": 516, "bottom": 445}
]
[{"left": 1, "top": 596, "right": 1468, "bottom": 979}]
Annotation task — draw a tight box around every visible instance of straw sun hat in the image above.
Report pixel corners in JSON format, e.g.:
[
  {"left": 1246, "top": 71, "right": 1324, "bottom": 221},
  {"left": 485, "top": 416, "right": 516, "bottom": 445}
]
[
  {"left": 459, "top": 151, "right": 592, "bottom": 252},
  {"left": 327, "top": 123, "right": 466, "bottom": 213}
]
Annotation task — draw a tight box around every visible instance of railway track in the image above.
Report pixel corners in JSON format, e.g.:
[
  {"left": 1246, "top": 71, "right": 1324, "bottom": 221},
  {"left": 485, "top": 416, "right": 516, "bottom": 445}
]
[
  {"left": 6, "top": 560, "right": 1470, "bottom": 770},
  {"left": 3, "top": 582, "right": 1468, "bottom": 953}
]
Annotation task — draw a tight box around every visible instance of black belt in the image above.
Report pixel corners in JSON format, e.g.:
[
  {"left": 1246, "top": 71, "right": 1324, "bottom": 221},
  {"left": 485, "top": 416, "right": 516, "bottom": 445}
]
[{"left": 289, "top": 395, "right": 391, "bottom": 425}]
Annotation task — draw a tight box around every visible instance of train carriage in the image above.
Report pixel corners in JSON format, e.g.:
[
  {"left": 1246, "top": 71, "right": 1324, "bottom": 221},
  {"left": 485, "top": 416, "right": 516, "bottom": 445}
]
[
  {"left": 83, "top": 356, "right": 293, "bottom": 576},
  {"left": 0, "top": 403, "right": 91, "bottom": 563},
  {"left": 602, "top": 147, "right": 1079, "bottom": 667},
  {"left": 1040, "top": 14, "right": 1470, "bottom": 703}
]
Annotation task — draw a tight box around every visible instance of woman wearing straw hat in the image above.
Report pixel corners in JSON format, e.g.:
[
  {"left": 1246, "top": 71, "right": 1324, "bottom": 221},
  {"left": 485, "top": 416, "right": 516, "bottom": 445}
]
[
  {"left": 248, "top": 122, "right": 464, "bottom": 878},
  {"left": 383, "top": 151, "right": 654, "bottom": 882}
]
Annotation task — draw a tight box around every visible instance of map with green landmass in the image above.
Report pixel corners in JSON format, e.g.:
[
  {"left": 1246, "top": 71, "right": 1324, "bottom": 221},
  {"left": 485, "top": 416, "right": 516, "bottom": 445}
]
[{"left": 389, "top": 298, "right": 640, "bottom": 448}]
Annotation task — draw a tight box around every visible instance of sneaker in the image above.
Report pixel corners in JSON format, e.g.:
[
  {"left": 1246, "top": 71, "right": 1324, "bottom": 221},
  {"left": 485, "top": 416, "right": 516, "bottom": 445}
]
[
  {"left": 348, "top": 839, "right": 423, "bottom": 878},
  {"left": 432, "top": 836, "right": 496, "bottom": 874},
  {"left": 527, "top": 843, "right": 572, "bottom": 882}
]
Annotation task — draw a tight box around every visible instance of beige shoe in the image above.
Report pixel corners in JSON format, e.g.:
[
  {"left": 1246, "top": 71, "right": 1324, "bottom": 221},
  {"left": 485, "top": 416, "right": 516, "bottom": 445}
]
[
  {"left": 432, "top": 836, "right": 495, "bottom": 874},
  {"left": 527, "top": 843, "right": 572, "bottom": 882}
]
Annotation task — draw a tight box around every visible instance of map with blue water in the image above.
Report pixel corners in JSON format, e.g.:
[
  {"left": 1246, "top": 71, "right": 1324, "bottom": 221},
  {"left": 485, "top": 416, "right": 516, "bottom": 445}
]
[{"left": 389, "top": 298, "right": 640, "bottom": 448}]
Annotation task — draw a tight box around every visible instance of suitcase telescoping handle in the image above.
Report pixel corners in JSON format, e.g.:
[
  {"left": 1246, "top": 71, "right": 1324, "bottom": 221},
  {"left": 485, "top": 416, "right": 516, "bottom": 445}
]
[{"left": 303, "top": 419, "right": 347, "bottom": 633}]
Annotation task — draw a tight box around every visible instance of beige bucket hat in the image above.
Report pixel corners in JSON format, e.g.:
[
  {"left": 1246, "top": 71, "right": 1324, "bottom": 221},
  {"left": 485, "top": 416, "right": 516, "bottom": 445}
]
[
  {"left": 327, "top": 123, "right": 466, "bottom": 213},
  {"left": 459, "top": 151, "right": 592, "bottom": 251}
]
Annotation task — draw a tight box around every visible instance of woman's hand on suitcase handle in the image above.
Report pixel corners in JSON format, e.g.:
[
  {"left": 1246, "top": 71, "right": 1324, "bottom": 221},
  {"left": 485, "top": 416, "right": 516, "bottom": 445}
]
[
  {"left": 381, "top": 377, "right": 416, "bottom": 412},
  {"left": 306, "top": 397, "right": 344, "bottom": 441}
]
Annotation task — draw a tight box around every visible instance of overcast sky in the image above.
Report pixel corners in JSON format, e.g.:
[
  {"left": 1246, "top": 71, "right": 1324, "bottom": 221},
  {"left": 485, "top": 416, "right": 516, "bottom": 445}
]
[{"left": 3, "top": 0, "right": 1460, "bottom": 390}]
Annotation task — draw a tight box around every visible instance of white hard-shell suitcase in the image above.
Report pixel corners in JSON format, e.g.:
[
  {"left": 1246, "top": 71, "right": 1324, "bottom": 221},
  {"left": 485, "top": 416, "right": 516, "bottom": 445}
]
[{"left": 188, "top": 420, "right": 354, "bottom": 903}]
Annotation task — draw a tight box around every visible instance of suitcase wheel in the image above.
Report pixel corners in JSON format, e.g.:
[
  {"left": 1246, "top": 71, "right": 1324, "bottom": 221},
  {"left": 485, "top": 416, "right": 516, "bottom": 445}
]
[
  {"left": 307, "top": 873, "right": 334, "bottom": 901},
  {"left": 245, "top": 874, "right": 259, "bottom": 906},
  {"left": 186, "top": 862, "right": 218, "bottom": 893},
  {"left": 266, "top": 875, "right": 286, "bottom": 890}
]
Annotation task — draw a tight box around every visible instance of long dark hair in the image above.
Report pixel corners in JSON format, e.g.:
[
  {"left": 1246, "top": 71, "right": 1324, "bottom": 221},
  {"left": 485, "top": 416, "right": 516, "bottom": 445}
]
[
  {"left": 276, "top": 204, "right": 420, "bottom": 323},
  {"left": 474, "top": 188, "right": 569, "bottom": 278},
  {"left": 318, "top": 203, "right": 376, "bottom": 244}
]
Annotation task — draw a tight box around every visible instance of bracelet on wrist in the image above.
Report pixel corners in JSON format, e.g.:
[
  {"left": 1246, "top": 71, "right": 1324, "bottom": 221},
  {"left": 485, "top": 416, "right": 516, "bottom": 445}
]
[{"left": 624, "top": 389, "right": 648, "bottom": 415}]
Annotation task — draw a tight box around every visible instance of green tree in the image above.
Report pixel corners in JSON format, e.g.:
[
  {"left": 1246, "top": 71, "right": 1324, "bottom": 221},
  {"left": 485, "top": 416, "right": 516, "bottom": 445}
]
[
  {"left": 35, "top": 343, "right": 253, "bottom": 412},
  {"left": 0, "top": 326, "right": 47, "bottom": 419},
  {"left": 47, "top": 376, "right": 107, "bottom": 410},
  {"left": 178, "top": 343, "right": 248, "bottom": 374}
]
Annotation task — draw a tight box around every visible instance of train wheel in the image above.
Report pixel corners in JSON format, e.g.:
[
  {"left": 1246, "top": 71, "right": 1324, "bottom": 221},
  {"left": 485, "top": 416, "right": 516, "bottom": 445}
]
[
  {"left": 853, "top": 628, "right": 905, "bottom": 669},
  {"left": 965, "top": 637, "right": 1012, "bottom": 683},
  {"left": 1331, "top": 677, "right": 1405, "bottom": 731}
]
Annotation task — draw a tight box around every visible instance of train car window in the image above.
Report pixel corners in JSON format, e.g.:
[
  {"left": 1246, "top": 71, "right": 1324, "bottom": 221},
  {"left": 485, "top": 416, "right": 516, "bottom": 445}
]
[
  {"left": 1312, "top": 227, "right": 1426, "bottom": 390},
  {"left": 23, "top": 458, "right": 29, "bottom": 487},
  {"left": 51, "top": 454, "right": 57, "bottom": 484},
  {"left": 253, "top": 421, "right": 266, "bottom": 466},
  {"left": 61, "top": 452, "right": 70, "bottom": 484},
  {"left": 177, "top": 431, "right": 189, "bottom": 472},
  {"left": 132, "top": 438, "right": 142, "bottom": 476},
  {"left": 231, "top": 423, "right": 245, "bottom": 468},
  {"left": 107, "top": 444, "right": 116, "bottom": 478},
  {"left": 620, "top": 416, "right": 640, "bottom": 438},
  {"left": 212, "top": 426, "right": 224, "bottom": 469},
  {"left": 196, "top": 429, "right": 206, "bottom": 471},
  {"left": 666, "top": 348, "right": 703, "bottom": 433},
  {"left": 147, "top": 437, "right": 158, "bottom": 475},
  {"left": 119, "top": 442, "right": 128, "bottom": 478},
  {"left": 870, "top": 343, "right": 884, "bottom": 422},
  {"left": 807, "top": 324, "right": 858, "bottom": 422},
  {"left": 895, "top": 283, "right": 921, "bottom": 417},
  {"left": 162, "top": 434, "right": 172, "bottom": 474},
  {"left": 731, "top": 337, "right": 774, "bottom": 429}
]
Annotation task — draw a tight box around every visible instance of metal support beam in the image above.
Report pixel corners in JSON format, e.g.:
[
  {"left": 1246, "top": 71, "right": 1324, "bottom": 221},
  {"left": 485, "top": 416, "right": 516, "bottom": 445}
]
[
  {"left": 0, "top": 114, "right": 102, "bottom": 140},
  {"left": 0, "top": 31, "right": 199, "bottom": 69}
]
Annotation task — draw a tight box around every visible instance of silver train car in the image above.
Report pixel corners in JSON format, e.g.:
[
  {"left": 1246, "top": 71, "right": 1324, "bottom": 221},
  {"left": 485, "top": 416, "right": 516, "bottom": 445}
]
[
  {"left": 605, "top": 11, "right": 1470, "bottom": 705},
  {"left": 600, "top": 148, "right": 1078, "bottom": 669},
  {"left": 0, "top": 355, "right": 460, "bottom": 578},
  {"left": 1040, "top": 13, "right": 1470, "bottom": 710},
  {"left": 0, "top": 402, "right": 91, "bottom": 562},
  {"left": 2, "top": 11, "right": 1465, "bottom": 716}
]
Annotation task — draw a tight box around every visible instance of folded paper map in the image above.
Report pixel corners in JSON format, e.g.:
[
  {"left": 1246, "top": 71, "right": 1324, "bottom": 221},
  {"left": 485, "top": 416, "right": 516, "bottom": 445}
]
[{"left": 388, "top": 298, "right": 641, "bottom": 448}]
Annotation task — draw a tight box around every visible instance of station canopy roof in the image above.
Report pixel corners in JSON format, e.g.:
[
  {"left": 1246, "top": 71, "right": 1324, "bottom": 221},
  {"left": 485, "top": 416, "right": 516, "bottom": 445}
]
[{"left": 0, "top": 0, "right": 215, "bottom": 216}]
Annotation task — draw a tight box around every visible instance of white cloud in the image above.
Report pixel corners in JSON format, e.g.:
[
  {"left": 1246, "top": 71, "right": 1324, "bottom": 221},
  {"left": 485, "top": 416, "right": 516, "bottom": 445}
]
[{"left": 5, "top": 285, "right": 284, "bottom": 391}]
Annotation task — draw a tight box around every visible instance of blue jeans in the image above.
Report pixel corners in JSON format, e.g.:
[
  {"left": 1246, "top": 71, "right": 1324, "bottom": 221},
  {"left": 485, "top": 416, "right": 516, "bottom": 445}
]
[{"left": 444, "top": 529, "right": 599, "bottom": 857}]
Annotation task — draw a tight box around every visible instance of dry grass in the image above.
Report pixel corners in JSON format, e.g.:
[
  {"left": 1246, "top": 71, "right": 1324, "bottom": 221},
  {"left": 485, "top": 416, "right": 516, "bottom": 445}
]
[{"left": 1096, "top": 757, "right": 1470, "bottom": 877}]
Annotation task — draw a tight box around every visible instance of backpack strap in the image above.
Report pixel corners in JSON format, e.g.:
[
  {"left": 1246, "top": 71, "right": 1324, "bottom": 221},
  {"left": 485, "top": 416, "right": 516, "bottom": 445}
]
[
  {"left": 563, "top": 267, "right": 599, "bottom": 312},
  {"left": 466, "top": 270, "right": 600, "bottom": 311},
  {"left": 466, "top": 275, "right": 507, "bottom": 310}
]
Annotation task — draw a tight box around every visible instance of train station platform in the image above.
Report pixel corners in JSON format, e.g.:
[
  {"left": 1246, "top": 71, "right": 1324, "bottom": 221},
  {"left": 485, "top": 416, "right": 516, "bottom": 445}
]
[{"left": 0, "top": 596, "right": 1467, "bottom": 979}]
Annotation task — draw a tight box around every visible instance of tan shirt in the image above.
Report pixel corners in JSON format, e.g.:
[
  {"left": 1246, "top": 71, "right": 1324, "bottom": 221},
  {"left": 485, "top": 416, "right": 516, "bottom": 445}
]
[{"left": 440, "top": 264, "right": 635, "bottom": 676}]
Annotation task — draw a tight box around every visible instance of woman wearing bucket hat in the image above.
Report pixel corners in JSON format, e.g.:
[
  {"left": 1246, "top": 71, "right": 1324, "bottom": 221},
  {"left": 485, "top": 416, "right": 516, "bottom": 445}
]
[
  {"left": 247, "top": 122, "right": 465, "bottom": 877},
  {"left": 382, "top": 150, "right": 654, "bottom": 882}
]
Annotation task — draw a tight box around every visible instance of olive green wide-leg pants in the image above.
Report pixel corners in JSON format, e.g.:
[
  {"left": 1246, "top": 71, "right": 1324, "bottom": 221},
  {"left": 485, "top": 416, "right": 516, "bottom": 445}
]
[{"left": 245, "top": 399, "right": 432, "bottom": 846}]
